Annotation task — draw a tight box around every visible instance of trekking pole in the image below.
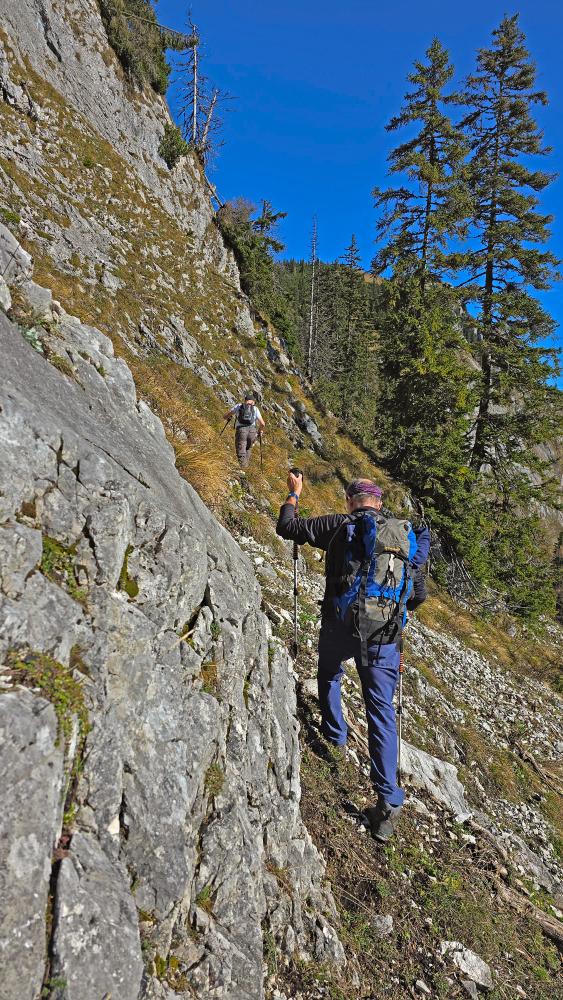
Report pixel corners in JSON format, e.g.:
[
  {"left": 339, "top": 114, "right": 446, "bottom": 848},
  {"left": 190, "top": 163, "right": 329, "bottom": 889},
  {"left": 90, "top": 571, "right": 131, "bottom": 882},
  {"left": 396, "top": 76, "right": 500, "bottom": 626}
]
[
  {"left": 397, "top": 637, "right": 404, "bottom": 786},
  {"left": 219, "top": 416, "right": 231, "bottom": 437},
  {"left": 292, "top": 540, "right": 299, "bottom": 658},
  {"left": 288, "top": 467, "right": 303, "bottom": 659},
  {"left": 259, "top": 431, "right": 263, "bottom": 470}
]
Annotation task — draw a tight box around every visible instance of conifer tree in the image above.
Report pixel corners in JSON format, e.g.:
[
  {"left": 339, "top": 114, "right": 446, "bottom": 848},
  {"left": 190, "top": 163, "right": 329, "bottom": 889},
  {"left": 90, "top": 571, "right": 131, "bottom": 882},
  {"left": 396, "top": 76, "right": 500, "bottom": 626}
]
[
  {"left": 373, "top": 38, "right": 468, "bottom": 293},
  {"left": 456, "top": 14, "right": 561, "bottom": 474},
  {"left": 372, "top": 40, "right": 477, "bottom": 557},
  {"left": 376, "top": 278, "right": 479, "bottom": 548},
  {"left": 450, "top": 14, "right": 562, "bottom": 616},
  {"left": 338, "top": 236, "right": 373, "bottom": 426}
]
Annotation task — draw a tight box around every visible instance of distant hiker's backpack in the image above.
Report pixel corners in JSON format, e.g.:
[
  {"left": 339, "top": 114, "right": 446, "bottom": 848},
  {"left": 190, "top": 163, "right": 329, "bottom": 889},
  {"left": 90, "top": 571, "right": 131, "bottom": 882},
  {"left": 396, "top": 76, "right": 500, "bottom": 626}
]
[
  {"left": 328, "top": 511, "right": 417, "bottom": 661},
  {"left": 238, "top": 402, "right": 255, "bottom": 426}
]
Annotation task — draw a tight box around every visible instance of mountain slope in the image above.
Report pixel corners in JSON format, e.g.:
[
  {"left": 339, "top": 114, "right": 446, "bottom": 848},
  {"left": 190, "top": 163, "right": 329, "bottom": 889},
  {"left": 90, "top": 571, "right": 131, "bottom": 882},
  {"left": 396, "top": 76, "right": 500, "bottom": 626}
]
[{"left": 0, "top": 4, "right": 562, "bottom": 999}]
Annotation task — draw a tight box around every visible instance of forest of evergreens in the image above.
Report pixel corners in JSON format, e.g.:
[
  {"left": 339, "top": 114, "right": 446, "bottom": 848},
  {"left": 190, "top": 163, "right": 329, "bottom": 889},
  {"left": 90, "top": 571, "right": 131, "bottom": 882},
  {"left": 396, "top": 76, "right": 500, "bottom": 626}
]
[
  {"left": 101, "top": 6, "right": 562, "bottom": 620},
  {"left": 229, "top": 17, "right": 563, "bottom": 620}
]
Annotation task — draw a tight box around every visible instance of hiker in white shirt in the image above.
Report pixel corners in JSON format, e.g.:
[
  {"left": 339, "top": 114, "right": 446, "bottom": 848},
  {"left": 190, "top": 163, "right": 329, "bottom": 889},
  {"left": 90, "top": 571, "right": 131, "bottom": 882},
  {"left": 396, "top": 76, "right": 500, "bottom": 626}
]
[{"left": 223, "top": 393, "right": 265, "bottom": 469}]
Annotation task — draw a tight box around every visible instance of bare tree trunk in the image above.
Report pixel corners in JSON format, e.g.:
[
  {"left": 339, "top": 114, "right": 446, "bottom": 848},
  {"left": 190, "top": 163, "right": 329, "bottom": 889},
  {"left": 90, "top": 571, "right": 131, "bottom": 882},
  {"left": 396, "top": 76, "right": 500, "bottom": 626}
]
[
  {"left": 470, "top": 78, "right": 504, "bottom": 472},
  {"left": 307, "top": 217, "right": 318, "bottom": 379},
  {"left": 201, "top": 90, "right": 218, "bottom": 155},
  {"left": 192, "top": 33, "right": 198, "bottom": 145}
]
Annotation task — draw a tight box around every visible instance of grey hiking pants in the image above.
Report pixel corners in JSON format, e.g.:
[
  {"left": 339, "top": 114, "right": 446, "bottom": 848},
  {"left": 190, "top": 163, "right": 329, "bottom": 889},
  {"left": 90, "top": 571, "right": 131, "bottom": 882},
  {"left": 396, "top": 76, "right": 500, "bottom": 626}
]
[{"left": 235, "top": 426, "right": 258, "bottom": 468}]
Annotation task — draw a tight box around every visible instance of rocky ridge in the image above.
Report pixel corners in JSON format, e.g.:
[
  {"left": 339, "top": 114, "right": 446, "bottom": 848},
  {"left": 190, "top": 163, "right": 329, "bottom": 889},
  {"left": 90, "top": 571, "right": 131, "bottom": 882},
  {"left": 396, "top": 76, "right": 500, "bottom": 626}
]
[
  {"left": 0, "top": 2, "right": 562, "bottom": 997},
  {"left": 0, "top": 231, "right": 343, "bottom": 1000}
]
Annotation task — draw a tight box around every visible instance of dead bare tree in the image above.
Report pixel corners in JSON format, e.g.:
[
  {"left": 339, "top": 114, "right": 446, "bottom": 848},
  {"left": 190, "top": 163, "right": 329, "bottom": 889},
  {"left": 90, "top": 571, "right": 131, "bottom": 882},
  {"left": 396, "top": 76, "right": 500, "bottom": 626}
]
[
  {"left": 306, "top": 216, "right": 318, "bottom": 380},
  {"left": 175, "top": 18, "right": 232, "bottom": 165}
]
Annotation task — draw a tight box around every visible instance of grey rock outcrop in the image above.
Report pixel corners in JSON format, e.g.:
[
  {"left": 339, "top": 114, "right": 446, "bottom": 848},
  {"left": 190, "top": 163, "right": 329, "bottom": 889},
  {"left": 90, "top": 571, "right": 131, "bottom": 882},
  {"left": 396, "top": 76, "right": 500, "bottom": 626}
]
[
  {"left": 0, "top": 249, "right": 343, "bottom": 998},
  {"left": 401, "top": 742, "right": 471, "bottom": 822},
  {"left": 0, "top": 690, "right": 64, "bottom": 1000},
  {"left": 293, "top": 400, "right": 323, "bottom": 453},
  {"left": 440, "top": 941, "right": 493, "bottom": 990}
]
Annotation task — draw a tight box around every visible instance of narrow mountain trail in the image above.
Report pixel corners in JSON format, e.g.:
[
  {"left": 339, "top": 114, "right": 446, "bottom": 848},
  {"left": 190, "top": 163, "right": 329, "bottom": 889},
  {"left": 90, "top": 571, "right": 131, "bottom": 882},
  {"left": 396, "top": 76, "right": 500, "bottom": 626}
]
[
  {"left": 0, "top": 5, "right": 561, "bottom": 997},
  {"left": 230, "top": 479, "right": 563, "bottom": 999}
]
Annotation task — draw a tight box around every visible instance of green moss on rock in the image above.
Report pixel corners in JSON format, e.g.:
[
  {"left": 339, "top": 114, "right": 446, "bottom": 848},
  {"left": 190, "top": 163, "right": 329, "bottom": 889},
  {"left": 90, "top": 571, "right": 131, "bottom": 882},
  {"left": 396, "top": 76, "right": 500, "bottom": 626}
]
[{"left": 40, "top": 535, "right": 87, "bottom": 605}]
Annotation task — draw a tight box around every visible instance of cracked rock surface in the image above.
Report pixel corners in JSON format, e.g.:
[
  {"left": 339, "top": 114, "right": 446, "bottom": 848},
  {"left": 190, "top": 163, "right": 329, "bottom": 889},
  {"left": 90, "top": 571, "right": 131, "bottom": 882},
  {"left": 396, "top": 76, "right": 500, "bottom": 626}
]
[{"left": 0, "top": 254, "right": 343, "bottom": 999}]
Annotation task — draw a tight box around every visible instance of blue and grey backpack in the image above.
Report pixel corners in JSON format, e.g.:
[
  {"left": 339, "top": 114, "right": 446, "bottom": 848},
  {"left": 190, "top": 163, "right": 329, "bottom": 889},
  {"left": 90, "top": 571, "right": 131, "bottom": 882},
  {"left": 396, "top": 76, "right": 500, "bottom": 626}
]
[{"left": 329, "top": 511, "right": 417, "bottom": 665}]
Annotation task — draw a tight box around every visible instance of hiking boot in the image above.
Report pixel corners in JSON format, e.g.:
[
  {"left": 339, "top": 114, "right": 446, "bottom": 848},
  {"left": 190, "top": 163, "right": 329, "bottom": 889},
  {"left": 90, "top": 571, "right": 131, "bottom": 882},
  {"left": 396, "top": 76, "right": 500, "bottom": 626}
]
[{"left": 364, "top": 798, "right": 402, "bottom": 843}]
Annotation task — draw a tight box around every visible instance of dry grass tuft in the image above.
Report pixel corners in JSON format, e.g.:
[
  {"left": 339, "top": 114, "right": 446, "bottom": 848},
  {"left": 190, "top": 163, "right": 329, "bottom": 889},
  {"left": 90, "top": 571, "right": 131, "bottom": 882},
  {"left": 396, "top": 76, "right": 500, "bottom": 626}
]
[{"left": 128, "top": 356, "right": 237, "bottom": 510}]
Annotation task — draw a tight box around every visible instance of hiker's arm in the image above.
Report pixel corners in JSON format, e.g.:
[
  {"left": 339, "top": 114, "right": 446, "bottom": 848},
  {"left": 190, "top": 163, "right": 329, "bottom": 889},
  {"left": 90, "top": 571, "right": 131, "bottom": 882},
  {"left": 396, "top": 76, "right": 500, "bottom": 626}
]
[
  {"left": 276, "top": 473, "right": 343, "bottom": 549},
  {"left": 412, "top": 525, "right": 430, "bottom": 568},
  {"left": 223, "top": 405, "right": 237, "bottom": 420},
  {"left": 276, "top": 503, "right": 342, "bottom": 549},
  {"left": 407, "top": 568, "right": 427, "bottom": 612},
  {"left": 254, "top": 406, "right": 265, "bottom": 432}
]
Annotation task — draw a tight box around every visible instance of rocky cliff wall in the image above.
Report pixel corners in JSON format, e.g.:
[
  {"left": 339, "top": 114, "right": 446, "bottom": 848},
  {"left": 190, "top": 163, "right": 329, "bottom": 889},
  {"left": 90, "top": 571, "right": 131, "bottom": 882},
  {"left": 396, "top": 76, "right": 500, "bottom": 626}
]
[
  {"left": 0, "top": 0, "right": 227, "bottom": 257},
  {"left": 0, "top": 228, "right": 342, "bottom": 1000}
]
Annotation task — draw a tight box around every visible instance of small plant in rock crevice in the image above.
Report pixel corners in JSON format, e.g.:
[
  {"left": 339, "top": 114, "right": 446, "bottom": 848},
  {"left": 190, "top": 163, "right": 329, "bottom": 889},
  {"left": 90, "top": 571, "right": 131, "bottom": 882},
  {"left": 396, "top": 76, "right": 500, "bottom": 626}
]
[
  {"left": 200, "top": 660, "right": 218, "bottom": 696},
  {"left": 158, "top": 122, "right": 189, "bottom": 169},
  {"left": 40, "top": 535, "right": 87, "bottom": 605},
  {"left": 195, "top": 883, "right": 215, "bottom": 913},
  {"left": 5, "top": 648, "right": 89, "bottom": 748},
  {"left": 204, "top": 762, "right": 224, "bottom": 798},
  {"left": 117, "top": 544, "right": 139, "bottom": 599}
]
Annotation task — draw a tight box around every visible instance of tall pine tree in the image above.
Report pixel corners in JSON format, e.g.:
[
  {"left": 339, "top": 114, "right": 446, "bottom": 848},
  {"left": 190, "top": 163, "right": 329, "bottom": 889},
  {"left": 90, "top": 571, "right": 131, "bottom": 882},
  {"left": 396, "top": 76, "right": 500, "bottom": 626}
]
[
  {"left": 456, "top": 14, "right": 560, "bottom": 474},
  {"left": 454, "top": 14, "right": 562, "bottom": 617},
  {"left": 373, "top": 40, "right": 477, "bottom": 556},
  {"left": 373, "top": 38, "right": 468, "bottom": 293}
]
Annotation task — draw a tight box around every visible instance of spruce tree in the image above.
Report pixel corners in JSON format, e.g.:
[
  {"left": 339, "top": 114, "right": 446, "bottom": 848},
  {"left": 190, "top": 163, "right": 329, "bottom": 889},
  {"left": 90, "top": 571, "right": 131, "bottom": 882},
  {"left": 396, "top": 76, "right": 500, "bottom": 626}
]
[
  {"left": 372, "top": 39, "right": 477, "bottom": 561},
  {"left": 452, "top": 14, "right": 562, "bottom": 617},
  {"left": 376, "top": 278, "right": 480, "bottom": 556},
  {"left": 456, "top": 14, "right": 561, "bottom": 474},
  {"left": 373, "top": 38, "right": 468, "bottom": 293}
]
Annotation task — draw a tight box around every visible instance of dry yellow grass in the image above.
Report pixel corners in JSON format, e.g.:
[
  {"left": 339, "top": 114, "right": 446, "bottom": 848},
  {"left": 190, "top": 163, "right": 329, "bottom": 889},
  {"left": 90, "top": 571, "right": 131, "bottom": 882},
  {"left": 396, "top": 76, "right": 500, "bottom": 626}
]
[{"left": 128, "top": 355, "right": 237, "bottom": 510}]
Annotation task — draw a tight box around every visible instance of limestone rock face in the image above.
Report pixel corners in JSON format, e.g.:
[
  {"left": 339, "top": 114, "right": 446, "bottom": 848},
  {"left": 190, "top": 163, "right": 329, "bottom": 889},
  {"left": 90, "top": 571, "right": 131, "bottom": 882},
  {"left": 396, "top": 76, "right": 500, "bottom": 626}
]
[
  {"left": 400, "top": 742, "right": 471, "bottom": 822},
  {"left": 0, "top": 249, "right": 342, "bottom": 997},
  {"left": 0, "top": 690, "right": 64, "bottom": 1000}
]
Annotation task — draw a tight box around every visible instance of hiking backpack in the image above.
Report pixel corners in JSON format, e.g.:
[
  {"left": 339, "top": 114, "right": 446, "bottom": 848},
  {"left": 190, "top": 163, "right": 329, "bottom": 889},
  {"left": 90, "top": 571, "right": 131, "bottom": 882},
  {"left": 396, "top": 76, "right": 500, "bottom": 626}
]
[
  {"left": 238, "top": 402, "right": 255, "bottom": 426},
  {"left": 329, "top": 511, "right": 418, "bottom": 664}
]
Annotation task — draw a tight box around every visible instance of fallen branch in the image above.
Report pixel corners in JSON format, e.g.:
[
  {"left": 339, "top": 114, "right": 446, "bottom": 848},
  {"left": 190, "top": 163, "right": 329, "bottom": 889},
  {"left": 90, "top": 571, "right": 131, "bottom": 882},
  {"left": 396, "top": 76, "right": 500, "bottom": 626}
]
[
  {"left": 494, "top": 878, "right": 563, "bottom": 948},
  {"left": 514, "top": 742, "right": 563, "bottom": 796},
  {"left": 466, "top": 818, "right": 513, "bottom": 868}
]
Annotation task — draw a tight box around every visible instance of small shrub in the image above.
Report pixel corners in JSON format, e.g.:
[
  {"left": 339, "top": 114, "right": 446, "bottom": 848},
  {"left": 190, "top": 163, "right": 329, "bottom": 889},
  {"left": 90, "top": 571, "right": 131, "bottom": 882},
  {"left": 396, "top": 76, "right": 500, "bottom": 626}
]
[
  {"left": 153, "top": 953, "right": 167, "bottom": 979},
  {"left": 0, "top": 207, "right": 20, "bottom": 226},
  {"left": 49, "top": 353, "right": 75, "bottom": 378},
  {"left": 200, "top": 660, "right": 217, "bottom": 695},
  {"left": 195, "top": 883, "right": 214, "bottom": 913},
  {"left": 6, "top": 649, "right": 88, "bottom": 747},
  {"left": 158, "top": 122, "right": 189, "bottom": 169},
  {"left": 99, "top": 0, "right": 189, "bottom": 95},
  {"left": 41, "top": 980, "right": 67, "bottom": 998},
  {"left": 40, "top": 535, "right": 87, "bottom": 605},
  {"left": 263, "top": 928, "right": 277, "bottom": 976},
  {"left": 204, "top": 762, "right": 224, "bottom": 797},
  {"left": 22, "top": 326, "right": 44, "bottom": 353},
  {"left": 117, "top": 545, "right": 139, "bottom": 599}
]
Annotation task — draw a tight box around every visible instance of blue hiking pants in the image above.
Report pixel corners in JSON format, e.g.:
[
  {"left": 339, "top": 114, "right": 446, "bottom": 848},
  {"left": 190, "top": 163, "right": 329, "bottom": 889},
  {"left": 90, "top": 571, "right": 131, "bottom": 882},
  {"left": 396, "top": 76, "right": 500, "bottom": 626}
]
[{"left": 317, "top": 620, "right": 404, "bottom": 808}]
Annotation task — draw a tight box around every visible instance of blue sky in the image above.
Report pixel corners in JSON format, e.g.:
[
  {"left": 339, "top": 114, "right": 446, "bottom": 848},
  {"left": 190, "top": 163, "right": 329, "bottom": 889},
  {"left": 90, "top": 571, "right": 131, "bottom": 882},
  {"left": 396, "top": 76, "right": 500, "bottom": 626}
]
[{"left": 160, "top": 0, "right": 562, "bottom": 359}]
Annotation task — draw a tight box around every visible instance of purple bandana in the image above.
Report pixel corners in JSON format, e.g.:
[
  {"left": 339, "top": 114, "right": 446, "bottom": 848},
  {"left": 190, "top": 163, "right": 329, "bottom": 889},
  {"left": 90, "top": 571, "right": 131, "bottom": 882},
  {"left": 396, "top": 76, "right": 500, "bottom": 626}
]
[{"left": 345, "top": 480, "right": 383, "bottom": 499}]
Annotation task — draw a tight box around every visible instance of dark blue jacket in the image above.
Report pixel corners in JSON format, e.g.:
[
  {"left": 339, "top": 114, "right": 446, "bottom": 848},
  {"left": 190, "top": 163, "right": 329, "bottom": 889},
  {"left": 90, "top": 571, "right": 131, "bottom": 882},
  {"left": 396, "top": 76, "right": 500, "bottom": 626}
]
[{"left": 276, "top": 502, "right": 430, "bottom": 613}]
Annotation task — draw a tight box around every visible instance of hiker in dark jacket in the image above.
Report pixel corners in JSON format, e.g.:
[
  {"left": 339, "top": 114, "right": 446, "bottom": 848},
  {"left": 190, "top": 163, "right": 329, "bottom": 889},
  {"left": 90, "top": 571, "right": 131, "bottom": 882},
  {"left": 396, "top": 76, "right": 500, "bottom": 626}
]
[
  {"left": 223, "top": 393, "right": 265, "bottom": 470},
  {"left": 276, "top": 472, "right": 430, "bottom": 842}
]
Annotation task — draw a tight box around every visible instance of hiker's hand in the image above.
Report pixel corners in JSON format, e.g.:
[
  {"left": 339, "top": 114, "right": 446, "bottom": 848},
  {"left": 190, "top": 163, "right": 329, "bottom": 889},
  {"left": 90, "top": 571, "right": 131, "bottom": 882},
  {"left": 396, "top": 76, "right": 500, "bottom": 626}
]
[{"left": 287, "top": 471, "right": 303, "bottom": 496}]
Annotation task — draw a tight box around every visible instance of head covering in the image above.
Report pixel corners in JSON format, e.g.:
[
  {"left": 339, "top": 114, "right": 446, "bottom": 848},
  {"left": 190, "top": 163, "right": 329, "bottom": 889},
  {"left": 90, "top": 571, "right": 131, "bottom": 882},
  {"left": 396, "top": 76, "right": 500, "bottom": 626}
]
[
  {"left": 244, "top": 392, "right": 254, "bottom": 401},
  {"left": 346, "top": 479, "right": 383, "bottom": 500}
]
